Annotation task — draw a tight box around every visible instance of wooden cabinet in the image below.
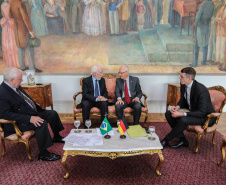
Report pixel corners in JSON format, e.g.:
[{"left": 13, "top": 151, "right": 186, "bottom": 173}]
[
  {"left": 166, "top": 83, "right": 180, "bottom": 111},
  {"left": 21, "top": 83, "right": 53, "bottom": 110}
]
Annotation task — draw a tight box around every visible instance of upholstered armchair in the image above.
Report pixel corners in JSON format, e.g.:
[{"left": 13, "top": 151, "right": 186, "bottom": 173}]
[
  {"left": 218, "top": 135, "right": 226, "bottom": 167},
  {"left": 186, "top": 86, "right": 226, "bottom": 153},
  {"left": 0, "top": 119, "right": 35, "bottom": 161},
  {"left": 73, "top": 74, "right": 149, "bottom": 123}
]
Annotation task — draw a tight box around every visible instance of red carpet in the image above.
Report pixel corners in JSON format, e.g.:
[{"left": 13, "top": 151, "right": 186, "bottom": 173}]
[{"left": 0, "top": 122, "right": 226, "bottom": 184}]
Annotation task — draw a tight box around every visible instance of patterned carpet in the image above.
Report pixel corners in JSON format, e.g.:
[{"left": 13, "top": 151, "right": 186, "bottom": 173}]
[{"left": 0, "top": 122, "right": 226, "bottom": 185}]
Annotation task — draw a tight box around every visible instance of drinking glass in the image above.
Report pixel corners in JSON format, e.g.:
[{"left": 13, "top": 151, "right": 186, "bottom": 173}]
[
  {"left": 85, "top": 120, "right": 92, "bottom": 133},
  {"left": 117, "top": 120, "right": 121, "bottom": 132},
  {"left": 148, "top": 126, "right": 156, "bottom": 140},
  {"left": 74, "top": 120, "right": 81, "bottom": 133}
]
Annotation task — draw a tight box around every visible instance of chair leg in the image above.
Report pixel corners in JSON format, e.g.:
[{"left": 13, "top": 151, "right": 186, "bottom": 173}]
[
  {"left": 1, "top": 138, "right": 5, "bottom": 157},
  {"left": 143, "top": 114, "right": 148, "bottom": 128},
  {"left": 195, "top": 134, "right": 201, "bottom": 153},
  {"left": 212, "top": 131, "right": 216, "bottom": 146},
  {"left": 25, "top": 140, "right": 32, "bottom": 161},
  {"left": 218, "top": 143, "right": 225, "bottom": 167}
]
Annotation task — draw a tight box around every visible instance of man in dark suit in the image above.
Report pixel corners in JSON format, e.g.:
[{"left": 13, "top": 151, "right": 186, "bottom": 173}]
[
  {"left": 80, "top": 65, "right": 108, "bottom": 127},
  {"left": 9, "top": 0, "right": 42, "bottom": 72},
  {"left": 115, "top": 65, "right": 143, "bottom": 125},
  {"left": 0, "top": 67, "right": 64, "bottom": 161},
  {"left": 161, "top": 67, "right": 215, "bottom": 149}
]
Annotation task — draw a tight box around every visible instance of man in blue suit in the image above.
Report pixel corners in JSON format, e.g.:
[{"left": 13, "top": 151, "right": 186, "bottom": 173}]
[{"left": 79, "top": 65, "right": 108, "bottom": 128}]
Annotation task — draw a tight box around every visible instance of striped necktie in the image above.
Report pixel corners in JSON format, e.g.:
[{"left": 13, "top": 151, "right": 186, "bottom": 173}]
[
  {"left": 16, "top": 89, "right": 37, "bottom": 112},
  {"left": 124, "top": 80, "right": 130, "bottom": 104}
]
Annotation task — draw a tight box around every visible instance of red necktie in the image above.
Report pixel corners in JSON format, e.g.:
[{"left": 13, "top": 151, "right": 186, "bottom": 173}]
[{"left": 124, "top": 80, "right": 130, "bottom": 104}]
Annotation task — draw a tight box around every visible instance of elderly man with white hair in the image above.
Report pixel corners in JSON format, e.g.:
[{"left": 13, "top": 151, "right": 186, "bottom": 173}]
[
  {"left": 77, "top": 65, "right": 108, "bottom": 128},
  {"left": 0, "top": 67, "right": 64, "bottom": 161}
]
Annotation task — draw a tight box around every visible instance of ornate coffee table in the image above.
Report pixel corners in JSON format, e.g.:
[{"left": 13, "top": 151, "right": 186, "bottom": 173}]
[{"left": 62, "top": 128, "right": 164, "bottom": 178}]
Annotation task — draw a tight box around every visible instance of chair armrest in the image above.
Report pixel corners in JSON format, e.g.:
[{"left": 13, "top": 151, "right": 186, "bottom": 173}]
[
  {"left": 142, "top": 92, "right": 148, "bottom": 108},
  {"left": 0, "top": 119, "right": 22, "bottom": 136},
  {"left": 73, "top": 91, "right": 82, "bottom": 109},
  {"left": 202, "top": 113, "right": 221, "bottom": 130}
]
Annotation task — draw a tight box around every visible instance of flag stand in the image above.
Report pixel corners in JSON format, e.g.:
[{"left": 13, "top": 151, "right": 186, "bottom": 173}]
[
  {"left": 120, "top": 135, "right": 126, "bottom": 139},
  {"left": 104, "top": 133, "right": 111, "bottom": 139}
]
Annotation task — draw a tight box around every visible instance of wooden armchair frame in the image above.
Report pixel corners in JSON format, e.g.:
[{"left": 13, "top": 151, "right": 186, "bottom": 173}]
[
  {"left": 73, "top": 74, "right": 148, "bottom": 123},
  {"left": 0, "top": 119, "right": 35, "bottom": 161},
  {"left": 186, "top": 86, "right": 226, "bottom": 153}
]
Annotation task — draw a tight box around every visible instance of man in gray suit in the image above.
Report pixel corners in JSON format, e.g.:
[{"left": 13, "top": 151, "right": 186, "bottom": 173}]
[
  {"left": 190, "top": 0, "right": 214, "bottom": 67},
  {"left": 115, "top": 65, "right": 143, "bottom": 125}
]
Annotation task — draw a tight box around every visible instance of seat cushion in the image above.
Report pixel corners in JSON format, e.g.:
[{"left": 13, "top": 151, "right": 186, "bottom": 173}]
[
  {"left": 1, "top": 130, "right": 35, "bottom": 141},
  {"left": 187, "top": 124, "right": 217, "bottom": 134}
]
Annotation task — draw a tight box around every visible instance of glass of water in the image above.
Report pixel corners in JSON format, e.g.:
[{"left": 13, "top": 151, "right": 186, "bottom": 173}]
[
  {"left": 148, "top": 126, "right": 156, "bottom": 140},
  {"left": 85, "top": 120, "right": 92, "bottom": 133},
  {"left": 74, "top": 120, "right": 81, "bottom": 133},
  {"left": 117, "top": 120, "right": 121, "bottom": 132}
]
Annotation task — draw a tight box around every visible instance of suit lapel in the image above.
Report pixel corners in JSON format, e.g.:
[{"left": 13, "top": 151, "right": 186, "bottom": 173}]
[
  {"left": 129, "top": 76, "right": 133, "bottom": 93},
  {"left": 89, "top": 76, "right": 94, "bottom": 93},
  {"left": 190, "top": 80, "right": 196, "bottom": 106},
  {"left": 2, "top": 82, "right": 36, "bottom": 112}
]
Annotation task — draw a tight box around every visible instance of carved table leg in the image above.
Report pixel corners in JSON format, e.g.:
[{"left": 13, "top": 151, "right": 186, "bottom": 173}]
[
  {"left": 155, "top": 150, "right": 164, "bottom": 176},
  {"left": 62, "top": 151, "right": 69, "bottom": 179}
]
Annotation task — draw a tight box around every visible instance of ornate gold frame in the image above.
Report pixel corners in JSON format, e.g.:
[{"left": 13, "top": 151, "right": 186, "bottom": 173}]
[{"left": 62, "top": 149, "right": 164, "bottom": 178}]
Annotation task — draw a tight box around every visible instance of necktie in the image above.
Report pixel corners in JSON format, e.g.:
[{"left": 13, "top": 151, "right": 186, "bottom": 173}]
[
  {"left": 17, "top": 89, "right": 37, "bottom": 112},
  {"left": 94, "top": 80, "right": 99, "bottom": 98},
  {"left": 124, "top": 80, "right": 130, "bottom": 104}
]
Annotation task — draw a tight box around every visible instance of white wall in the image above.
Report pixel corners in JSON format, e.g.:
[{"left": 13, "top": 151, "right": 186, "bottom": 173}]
[{"left": 1, "top": 74, "right": 226, "bottom": 113}]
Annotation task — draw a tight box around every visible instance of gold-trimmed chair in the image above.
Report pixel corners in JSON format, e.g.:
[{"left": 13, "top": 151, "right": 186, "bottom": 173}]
[
  {"left": 0, "top": 119, "right": 35, "bottom": 161},
  {"left": 186, "top": 86, "right": 226, "bottom": 153},
  {"left": 73, "top": 74, "right": 149, "bottom": 124},
  {"left": 218, "top": 135, "right": 226, "bottom": 167}
]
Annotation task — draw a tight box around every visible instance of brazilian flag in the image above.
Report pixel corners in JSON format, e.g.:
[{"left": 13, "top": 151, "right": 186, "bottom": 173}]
[{"left": 100, "top": 117, "right": 112, "bottom": 135}]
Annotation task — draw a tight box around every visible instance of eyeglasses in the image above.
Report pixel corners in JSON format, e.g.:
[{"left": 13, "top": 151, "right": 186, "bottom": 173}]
[
  {"left": 180, "top": 75, "right": 186, "bottom": 79},
  {"left": 118, "top": 71, "right": 128, "bottom": 75}
]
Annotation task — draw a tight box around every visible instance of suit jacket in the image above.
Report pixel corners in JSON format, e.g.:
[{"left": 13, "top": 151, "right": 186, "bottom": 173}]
[
  {"left": 177, "top": 80, "right": 215, "bottom": 119},
  {"left": 0, "top": 82, "right": 43, "bottom": 127},
  {"left": 115, "top": 75, "right": 143, "bottom": 101},
  {"left": 77, "top": 76, "right": 108, "bottom": 107},
  {"left": 9, "top": 0, "right": 33, "bottom": 48}
]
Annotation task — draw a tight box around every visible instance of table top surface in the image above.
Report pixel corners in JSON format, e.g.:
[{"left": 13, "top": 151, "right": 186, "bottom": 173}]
[{"left": 63, "top": 128, "right": 163, "bottom": 152}]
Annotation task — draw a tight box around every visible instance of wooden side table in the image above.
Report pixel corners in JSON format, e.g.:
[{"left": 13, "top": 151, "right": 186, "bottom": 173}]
[
  {"left": 21, "top": 83, "right": 53, "bottom": 110},
  {"left": 166, "top": 83, "right": 180, "bottom": 111}
]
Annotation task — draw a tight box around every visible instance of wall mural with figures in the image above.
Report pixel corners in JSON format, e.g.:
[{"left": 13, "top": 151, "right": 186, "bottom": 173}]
[{"left": 0, "top": 0, "right": 225, "bottom": 74}]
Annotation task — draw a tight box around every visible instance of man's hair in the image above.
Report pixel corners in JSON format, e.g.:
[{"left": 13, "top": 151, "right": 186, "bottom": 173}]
[
  {"left": 91, "top": 65, "right": 102, "bottom": 75},
  {"left": 181, "top": 67, "right": 196, "bottom": 80},
  {"left": 121, "top": 65, "right": 129, "bottom": 72},
  {"left": 3, "top": 67, "right": 22, "bottom": 82}
]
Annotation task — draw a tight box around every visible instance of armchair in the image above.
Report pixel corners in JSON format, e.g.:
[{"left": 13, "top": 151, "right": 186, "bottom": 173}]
[
  {"left": 0, "top": 119, "right": 35, "bottom": 161},
  {"left": 73, "top": 74, "right": 149, "bottom": 124},
  {"left": 186, "top": 86, "right": 226, "bottom": 153}
]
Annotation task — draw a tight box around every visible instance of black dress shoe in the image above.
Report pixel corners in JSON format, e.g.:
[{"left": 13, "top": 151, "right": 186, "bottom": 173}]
[
  {"left": 53, "top": 137, "right": 65, "bottom": 143},
  {"left": 170, "top": 140, "right": 189, "bottom": 149},
  {"left": 38, "top": 153, "right": 61, "bottom": 161},
  {"left": 21, "top": 66, "right": 29, "bottom": 71},
  {"left": 35, "top": 68, "right": 43, "bottom": 73},
  {"left": 160, "top": 139, "right": 169, "bottom": 149}
]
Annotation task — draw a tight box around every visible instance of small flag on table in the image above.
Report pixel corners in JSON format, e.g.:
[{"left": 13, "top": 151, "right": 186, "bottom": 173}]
[
  {"left": 100, "top": 117, "right": 112, "bottom": 135},
  {"left": 118, "top": 118, "right": 129, "bottom": 135}
]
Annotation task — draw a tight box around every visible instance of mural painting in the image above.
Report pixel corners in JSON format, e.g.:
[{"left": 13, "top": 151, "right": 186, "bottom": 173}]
[{"left": 0, "top": 0, "right": 225, "bottom": 74}]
